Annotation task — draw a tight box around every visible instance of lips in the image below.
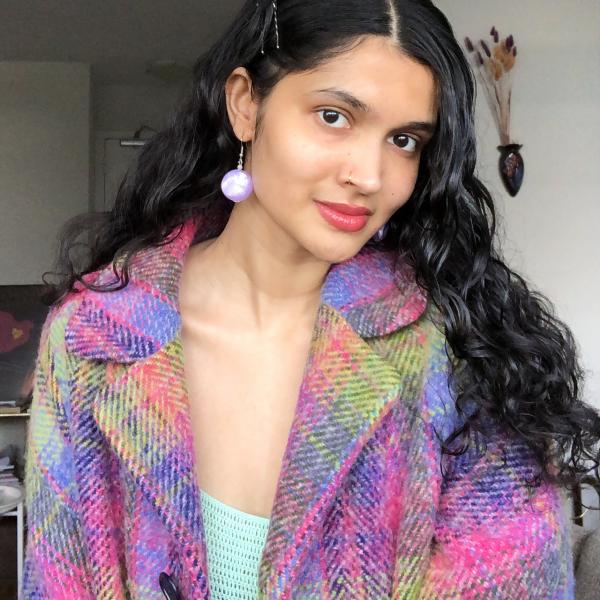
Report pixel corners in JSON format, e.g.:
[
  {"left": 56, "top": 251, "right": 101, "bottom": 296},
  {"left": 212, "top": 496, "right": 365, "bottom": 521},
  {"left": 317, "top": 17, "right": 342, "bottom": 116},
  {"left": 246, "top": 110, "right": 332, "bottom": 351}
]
[
  {"left": 314, "top": 200, "right": 373, "bottom": 216},
  {"left": 314, "top": 200, "right": 371, "bottom": 232}
]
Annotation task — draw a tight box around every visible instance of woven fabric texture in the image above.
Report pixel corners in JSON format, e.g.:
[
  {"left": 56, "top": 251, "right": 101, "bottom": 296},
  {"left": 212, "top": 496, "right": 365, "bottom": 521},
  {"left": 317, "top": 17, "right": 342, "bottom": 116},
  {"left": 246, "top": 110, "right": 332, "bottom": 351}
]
[
  {"left": 22, "top": 216, "right": 574, "bottom": 599},
  {"left": 200, "top": 488, "right": 269, "bottom": 599}
]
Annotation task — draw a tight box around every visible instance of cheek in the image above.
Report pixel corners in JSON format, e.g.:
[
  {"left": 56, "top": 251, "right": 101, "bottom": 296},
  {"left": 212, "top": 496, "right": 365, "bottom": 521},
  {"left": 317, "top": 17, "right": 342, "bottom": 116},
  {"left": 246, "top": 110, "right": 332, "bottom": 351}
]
[
  {"left": 253, "top": 108, "right": 336, "bottom": 192},
  {"left": 384, "top": 161, "right": 420, "bottom": 213},
  {"left": 268, "top": 124, "right": 333, "bottom": 184}
]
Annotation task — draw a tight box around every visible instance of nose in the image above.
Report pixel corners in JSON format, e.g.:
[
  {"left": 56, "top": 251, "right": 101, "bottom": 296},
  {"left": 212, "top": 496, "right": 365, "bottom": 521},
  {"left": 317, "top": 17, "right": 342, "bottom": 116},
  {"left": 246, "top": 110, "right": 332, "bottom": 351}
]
[
  {"left": 159, "top": 572, "right": 181, "bottom": 600},
  {"left": 339, "top": 144, "right": 383, "bottom": 195}
]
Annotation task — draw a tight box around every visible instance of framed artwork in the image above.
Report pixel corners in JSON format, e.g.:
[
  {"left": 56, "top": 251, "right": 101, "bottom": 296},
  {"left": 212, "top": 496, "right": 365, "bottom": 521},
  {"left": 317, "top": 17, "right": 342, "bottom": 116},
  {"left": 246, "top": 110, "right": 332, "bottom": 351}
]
[{"left": 0, "top": 285, "right": 49, "bottom": 403}]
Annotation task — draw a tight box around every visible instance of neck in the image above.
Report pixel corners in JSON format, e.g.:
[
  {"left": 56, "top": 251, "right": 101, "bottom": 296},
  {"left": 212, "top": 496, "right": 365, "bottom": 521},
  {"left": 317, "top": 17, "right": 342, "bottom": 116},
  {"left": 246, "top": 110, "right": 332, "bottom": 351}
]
[{"left": 180, "top": 200, "right": 330, "bottom": 333}]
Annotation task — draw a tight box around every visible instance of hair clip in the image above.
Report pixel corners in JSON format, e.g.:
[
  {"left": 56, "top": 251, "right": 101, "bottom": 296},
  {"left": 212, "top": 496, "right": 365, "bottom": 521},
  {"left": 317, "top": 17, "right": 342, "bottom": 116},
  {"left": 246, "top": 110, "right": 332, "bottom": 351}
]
[
  {"left": 272, "top": 0, "right": 280, "bottom": 49},
  {"left": 256, "top": 0, "right": 280, "bottom": 54}
]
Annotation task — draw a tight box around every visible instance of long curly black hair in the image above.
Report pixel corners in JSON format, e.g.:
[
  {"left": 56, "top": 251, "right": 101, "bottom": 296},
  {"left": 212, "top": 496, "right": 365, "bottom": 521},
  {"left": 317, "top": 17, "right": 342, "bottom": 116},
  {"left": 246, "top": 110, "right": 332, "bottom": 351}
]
[{"left": 46, "top": 0, "right": 600, "bottom": 489}]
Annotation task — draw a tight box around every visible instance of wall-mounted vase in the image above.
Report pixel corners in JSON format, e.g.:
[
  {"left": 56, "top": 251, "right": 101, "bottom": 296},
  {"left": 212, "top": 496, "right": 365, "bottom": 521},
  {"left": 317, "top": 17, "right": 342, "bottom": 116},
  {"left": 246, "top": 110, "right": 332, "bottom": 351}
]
[{"left": 497, "top": 144, "right": 524, "bottom": 197}]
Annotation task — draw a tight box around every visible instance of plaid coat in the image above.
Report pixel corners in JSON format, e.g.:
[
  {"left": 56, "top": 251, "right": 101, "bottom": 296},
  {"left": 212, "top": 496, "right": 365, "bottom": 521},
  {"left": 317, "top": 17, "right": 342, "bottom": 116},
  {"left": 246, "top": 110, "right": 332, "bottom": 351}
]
[{"left": 23, "top": 217, "right": 573, "bottom": 599}]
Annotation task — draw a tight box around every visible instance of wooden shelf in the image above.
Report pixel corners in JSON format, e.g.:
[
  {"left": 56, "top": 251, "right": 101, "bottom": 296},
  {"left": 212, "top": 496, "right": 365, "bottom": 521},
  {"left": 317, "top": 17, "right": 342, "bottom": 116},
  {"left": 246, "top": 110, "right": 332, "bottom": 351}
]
[{"left": 0, "top": 413, "right": 30, "bottom": 419}]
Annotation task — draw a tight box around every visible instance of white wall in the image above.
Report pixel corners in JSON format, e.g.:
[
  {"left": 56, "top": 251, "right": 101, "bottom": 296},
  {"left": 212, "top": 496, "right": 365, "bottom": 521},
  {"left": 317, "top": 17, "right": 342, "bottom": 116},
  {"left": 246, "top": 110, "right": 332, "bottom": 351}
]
[
  {"left": 93, "top": 82, "right": 184, "bottom": 131},
  {"left": 435, "top": 0, "right": 600, "bottom": 529},
  {"left": 0, "top": 62, "right": 91, "bottom": 284},
  {"left": 0, "top": 68, "right": 183, "bottom": 280},
  {"left": 91, "top": 82, "right": 184, "bottom": 210},
  {"left": 436, "top": 0, "right": 600, "bottom": 413}
]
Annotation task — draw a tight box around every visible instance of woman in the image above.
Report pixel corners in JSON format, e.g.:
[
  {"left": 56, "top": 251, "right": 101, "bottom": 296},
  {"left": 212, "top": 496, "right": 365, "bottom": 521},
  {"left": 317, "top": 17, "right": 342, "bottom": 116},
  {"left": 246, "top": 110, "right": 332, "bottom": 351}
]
[{"left": 22, "top": 0, "right": 600, "bottom": 598}]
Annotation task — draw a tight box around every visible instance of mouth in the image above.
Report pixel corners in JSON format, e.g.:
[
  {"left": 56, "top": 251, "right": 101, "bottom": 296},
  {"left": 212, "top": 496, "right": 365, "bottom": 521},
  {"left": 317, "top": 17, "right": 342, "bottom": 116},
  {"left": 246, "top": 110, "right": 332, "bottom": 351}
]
[
  {"left": 314, "top": 199, "right": 372, "bottom": 232},
  {"left": 314, "top": 200, "right": 373, "bottom": 216}
]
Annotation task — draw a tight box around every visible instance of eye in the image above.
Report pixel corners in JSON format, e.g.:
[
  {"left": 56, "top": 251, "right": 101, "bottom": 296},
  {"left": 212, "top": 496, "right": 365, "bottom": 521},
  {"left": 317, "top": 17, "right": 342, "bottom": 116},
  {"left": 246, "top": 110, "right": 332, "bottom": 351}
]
[
  {"left": 316, "top": 109, "right": 350, "bottom": 129},
  {"left": 390, "top": 134, "right": 420, "bottom": 153}
]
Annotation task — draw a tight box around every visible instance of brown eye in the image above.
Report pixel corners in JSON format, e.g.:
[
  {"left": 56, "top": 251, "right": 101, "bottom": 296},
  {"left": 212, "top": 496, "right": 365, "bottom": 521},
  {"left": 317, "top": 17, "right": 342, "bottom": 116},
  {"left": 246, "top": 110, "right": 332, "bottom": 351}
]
[
  {"left": 391, "top": 134, "right": 419, "bottom": 153},
  {"left": 318, "top": 109, "right": 350, "bottom": 128}
]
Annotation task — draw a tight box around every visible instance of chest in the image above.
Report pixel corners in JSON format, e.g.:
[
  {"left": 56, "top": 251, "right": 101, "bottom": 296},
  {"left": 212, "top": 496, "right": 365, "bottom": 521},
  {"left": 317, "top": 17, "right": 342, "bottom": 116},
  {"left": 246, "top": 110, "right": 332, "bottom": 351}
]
[
  {"left": 181, "top": 325, "right": 313, "bottom": 519},
  {"left": 77, "top": 297, "right": 436, "bottom": 597}
]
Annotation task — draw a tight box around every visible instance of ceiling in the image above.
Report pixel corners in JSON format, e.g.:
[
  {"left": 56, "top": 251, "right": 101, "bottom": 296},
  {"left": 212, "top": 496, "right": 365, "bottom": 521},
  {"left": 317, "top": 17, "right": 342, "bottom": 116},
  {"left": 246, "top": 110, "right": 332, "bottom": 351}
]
[{"left": 0, "top": 0, "right": 244, "bottom": 86}]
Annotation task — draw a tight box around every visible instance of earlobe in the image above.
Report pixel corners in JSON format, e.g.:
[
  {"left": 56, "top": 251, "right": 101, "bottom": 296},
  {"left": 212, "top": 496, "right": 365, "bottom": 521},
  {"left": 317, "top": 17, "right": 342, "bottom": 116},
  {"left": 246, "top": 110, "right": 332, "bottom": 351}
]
[{"left": 225, "top": 67, "right": 259, "bottom": 141}]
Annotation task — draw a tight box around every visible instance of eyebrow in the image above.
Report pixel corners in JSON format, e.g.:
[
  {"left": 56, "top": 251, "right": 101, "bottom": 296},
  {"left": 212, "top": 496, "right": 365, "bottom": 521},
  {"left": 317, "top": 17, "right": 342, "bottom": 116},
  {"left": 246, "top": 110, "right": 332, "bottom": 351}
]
[{"left": 312, "top": 87, "right": 437, "bottom": 136}]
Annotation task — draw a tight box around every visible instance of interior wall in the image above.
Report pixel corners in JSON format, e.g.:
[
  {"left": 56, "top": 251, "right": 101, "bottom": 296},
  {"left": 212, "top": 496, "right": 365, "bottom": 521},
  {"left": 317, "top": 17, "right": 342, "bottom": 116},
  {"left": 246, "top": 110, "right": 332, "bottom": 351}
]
[
  {"left": 435, "top": 0, "right": 600, "bottom": 412},
  {"left": 0, "top": 62, "right": 91, "bottom": 285},
  {"left": 435, "top": 0, "right": 600, "bottom": 529},
  {"left": 91, "top": 82, "right": 184, "bottom": 210},
  {"left": 93, "top": 82, "right": 185, "bottom": 131}
]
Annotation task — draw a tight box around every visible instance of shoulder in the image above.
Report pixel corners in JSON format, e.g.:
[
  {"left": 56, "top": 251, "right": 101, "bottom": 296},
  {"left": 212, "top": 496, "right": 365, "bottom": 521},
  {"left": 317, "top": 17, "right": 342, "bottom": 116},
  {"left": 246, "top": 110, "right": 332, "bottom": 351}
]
[
  {"left": 56, "top": 220, "right": 197, "bottom": 363},
  {"left": 58, "top": 261, "right": 181, "bottom": 363},
  {"left": 37, "top": 294, "right": 82, "bottom": 366},
  {"left": 31, "top": 297, "right": 87, "bottom": 431},
  {"left": 416, "top": 303, "right": 466, "bottom": 444},
  {"left": 368, "top": 296, "right": 462, "bottom": 444},
  {"left": 387, "top": 299, "right": 472, "bottom": 448}
]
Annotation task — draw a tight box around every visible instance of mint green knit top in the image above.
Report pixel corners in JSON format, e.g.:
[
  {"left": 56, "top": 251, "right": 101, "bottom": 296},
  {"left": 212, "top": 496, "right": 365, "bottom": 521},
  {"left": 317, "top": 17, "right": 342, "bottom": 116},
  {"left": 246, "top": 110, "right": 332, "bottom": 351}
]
[{"left": 200, "top": 488, "right": 270, "bottom": 599}]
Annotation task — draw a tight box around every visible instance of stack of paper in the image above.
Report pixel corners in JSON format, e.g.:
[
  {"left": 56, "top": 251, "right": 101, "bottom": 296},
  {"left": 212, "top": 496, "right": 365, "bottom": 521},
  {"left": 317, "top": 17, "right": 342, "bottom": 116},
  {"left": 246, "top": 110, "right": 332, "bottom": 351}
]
[{"left": 0, "top": 456, "right": 20, "bottom": 486}]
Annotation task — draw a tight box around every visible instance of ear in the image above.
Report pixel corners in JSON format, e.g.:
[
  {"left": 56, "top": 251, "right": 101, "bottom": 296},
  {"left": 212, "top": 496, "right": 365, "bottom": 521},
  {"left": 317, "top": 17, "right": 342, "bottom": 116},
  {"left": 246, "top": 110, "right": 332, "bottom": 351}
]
[{"left": 224, "top": 67, "right": 259, "bottom": 142}]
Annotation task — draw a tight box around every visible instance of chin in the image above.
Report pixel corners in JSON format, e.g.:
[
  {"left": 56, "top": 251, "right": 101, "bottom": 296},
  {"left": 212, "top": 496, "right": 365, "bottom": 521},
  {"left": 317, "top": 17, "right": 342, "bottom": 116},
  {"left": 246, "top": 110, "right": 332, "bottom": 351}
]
[{"left": 309, "top": 237, "right": 368, "bottom": 265}]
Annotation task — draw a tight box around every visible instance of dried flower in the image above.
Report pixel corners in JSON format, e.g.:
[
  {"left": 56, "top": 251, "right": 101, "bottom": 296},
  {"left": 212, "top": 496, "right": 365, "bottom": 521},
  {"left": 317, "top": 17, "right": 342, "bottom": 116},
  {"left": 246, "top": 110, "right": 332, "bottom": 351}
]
[
  {"left": 493, "top": 44, "right": 515, "bottom": 71},
  {"left": 505, "top": 53, "right": 516, "bottom": 71},
  {"left": 464, "top": 26, "right": 518, "bottom": 146},
  {"left": 489, "top": 59, "right": 503, "bottom": 81}
]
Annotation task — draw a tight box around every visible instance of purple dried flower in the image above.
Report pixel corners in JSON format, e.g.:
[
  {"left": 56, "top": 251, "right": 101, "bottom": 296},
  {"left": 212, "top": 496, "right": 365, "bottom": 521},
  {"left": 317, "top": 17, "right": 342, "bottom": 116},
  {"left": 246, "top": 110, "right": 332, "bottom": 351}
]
[
  {"left": 513, "top": 46, "right": 517, "bottom": 57},
  {"left": 480, "top": 40, "right": 491, "bottom": 57},
  {"left": 465, "top": 37, "right": 474, "bottom": 52},
  {"left": 506, "top": 35, "right": 514, "bottom": 49},
  {"left": 490, "top": 26, "right": 497, "bottom": 36},
  {"left": 476, "top": 51, "right": 485, "bottom": 66}
]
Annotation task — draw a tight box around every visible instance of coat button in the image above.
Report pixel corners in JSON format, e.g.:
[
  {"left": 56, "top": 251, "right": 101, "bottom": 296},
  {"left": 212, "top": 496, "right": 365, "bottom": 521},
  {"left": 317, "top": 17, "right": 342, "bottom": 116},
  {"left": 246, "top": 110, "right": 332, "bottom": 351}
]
[{"left": 159, "top": 572, "right": 181, "bottom": 600}]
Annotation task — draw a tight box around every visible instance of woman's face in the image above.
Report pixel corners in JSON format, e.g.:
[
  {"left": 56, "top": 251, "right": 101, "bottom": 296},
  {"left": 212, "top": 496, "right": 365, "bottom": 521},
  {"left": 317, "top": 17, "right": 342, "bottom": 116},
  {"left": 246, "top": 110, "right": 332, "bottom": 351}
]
[{"left": 229, "top": 34, "right": 438, "bottom": 264}]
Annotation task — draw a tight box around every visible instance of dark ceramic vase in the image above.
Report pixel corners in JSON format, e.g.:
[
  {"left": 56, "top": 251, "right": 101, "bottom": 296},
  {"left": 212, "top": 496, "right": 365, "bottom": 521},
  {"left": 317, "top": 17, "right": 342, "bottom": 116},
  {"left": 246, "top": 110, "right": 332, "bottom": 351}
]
[{"left": 497, "top": 144, "right": 524, "bottom": 197}]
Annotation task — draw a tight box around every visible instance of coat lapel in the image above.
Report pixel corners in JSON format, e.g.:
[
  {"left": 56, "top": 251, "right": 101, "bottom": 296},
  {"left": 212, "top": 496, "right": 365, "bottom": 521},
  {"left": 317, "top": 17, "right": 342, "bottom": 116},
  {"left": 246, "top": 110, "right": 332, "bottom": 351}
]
[
  {"left": 65, "top": 215, "right": 428, "bottom": 597},
  {"left": 257, "top": 302, "right": 428, "bottom": 596},
  {"left": 91, "top": 337, "right": 210, "bottom": 597}
]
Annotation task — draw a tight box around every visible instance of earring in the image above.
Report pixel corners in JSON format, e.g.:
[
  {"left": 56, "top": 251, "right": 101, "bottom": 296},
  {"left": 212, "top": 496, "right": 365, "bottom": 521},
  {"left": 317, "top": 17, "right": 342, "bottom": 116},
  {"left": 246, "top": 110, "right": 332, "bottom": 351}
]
[
  {"left": 220, "top": 140, "right": 253, "bottom": 202},
  {"left": 372, "top": 222, "right": 389, "bottom": 242}
]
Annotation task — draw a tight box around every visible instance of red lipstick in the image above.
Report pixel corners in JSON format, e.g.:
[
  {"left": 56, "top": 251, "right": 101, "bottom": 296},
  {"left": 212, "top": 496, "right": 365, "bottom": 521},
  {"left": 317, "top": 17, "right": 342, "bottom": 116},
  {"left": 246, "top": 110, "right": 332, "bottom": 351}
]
[{"left": 314, "top": 200, "right": 372, "bottom": 232}]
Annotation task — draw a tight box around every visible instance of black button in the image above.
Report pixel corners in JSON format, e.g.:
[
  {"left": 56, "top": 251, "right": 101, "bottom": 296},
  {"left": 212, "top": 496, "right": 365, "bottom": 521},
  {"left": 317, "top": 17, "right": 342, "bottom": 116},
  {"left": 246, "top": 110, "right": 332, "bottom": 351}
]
[{"left": 159, "top": 572, "right": 181, "bottom": 600}]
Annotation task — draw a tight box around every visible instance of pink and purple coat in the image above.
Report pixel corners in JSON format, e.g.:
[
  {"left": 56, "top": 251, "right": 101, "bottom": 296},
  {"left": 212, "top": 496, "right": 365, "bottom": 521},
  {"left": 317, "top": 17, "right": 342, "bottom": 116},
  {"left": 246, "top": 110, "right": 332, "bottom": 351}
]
[{"left": 23, "top": 216, "right": 573, "bottom": 598}]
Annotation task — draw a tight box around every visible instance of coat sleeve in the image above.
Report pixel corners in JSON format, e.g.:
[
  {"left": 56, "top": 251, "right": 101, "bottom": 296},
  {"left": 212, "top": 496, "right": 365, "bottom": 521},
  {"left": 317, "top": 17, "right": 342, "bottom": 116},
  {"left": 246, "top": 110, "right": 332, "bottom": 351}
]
[
  {"left": 22, "top": 305, "right": 95, "bottom": 599},
  {"left": 418, "top": 333, "right": 575, "bottom": 599}
]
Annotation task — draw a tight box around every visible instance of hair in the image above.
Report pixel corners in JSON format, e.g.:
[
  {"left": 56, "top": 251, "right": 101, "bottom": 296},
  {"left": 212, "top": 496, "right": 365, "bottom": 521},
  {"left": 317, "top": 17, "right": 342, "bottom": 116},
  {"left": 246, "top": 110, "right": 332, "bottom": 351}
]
[{"left": 47, "top": 0, "right": 599, "bottom": 489}]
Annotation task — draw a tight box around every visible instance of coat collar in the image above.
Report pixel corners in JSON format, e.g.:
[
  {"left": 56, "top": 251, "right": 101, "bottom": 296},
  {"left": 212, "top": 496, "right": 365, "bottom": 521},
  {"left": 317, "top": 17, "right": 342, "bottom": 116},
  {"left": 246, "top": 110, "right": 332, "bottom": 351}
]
[
  {"left": 64, "top": 214, "right": 426, "bottom": 362},
  {"left": 64, "top": 213, "right": 430, "bottom": 596}
]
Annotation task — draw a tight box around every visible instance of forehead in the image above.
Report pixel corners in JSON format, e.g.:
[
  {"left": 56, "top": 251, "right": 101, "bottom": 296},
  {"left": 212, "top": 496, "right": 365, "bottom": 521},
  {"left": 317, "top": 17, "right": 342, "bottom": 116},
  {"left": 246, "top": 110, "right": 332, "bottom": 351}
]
[{"left": 278, "top": 35, "right": 438, "bottom": 123}]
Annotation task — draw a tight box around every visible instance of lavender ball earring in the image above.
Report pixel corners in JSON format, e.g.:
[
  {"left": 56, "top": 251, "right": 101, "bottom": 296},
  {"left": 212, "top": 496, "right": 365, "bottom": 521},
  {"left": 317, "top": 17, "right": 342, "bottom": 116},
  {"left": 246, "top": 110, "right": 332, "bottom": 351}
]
[
  {"left": 372, "top": 222, "right": 389, "bottom": 242},
  {"left": 220, "top": 140, "right": 253, "bottom": 202}
]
